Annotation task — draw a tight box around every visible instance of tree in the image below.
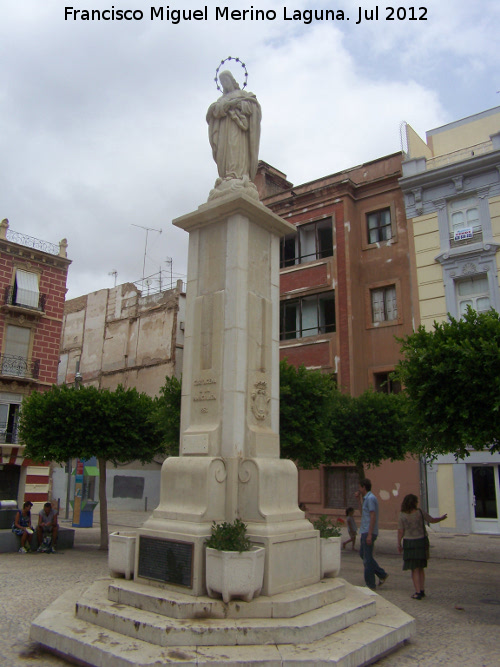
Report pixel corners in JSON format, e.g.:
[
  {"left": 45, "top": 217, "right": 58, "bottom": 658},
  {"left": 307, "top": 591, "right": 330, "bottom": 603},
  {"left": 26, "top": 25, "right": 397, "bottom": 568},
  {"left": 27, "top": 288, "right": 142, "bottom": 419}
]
[
  {"left": 393, "top": 307, "right": 500, "bottom": 459},
  {"left": 324, "top": 389, "right": 413, "bottom": 480},
  {"left": 151, "top": 375, "right": 182, "bottom": 457},
  {"left": 279, "top": 359, "right": 413, "bottom": 476},
  {"left": 279, "top": 359, "right": 336, "bottom": 468},
  {"left": 19, "top": 384, "right": 164, "bottom": 549},
  {"left": 152, "top": 361, "right": 413, "bottom": 480}
]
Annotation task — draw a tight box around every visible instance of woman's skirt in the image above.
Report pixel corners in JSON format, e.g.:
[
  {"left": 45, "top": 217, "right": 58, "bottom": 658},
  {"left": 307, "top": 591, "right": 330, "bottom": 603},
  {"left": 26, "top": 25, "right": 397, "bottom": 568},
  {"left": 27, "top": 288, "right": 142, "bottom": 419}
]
[{"left": 402, "top": 537, "right": 427, "bottom": 571}]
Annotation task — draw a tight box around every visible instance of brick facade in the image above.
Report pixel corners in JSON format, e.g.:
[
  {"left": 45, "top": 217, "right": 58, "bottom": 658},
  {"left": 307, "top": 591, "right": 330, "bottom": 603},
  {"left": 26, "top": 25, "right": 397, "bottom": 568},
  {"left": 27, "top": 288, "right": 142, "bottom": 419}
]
[
  {"left": 256, "top": 156, "right": 421, "bottom": 529},
  {"left": 0, "top": 219, "right": 70, "bottom": 514}
]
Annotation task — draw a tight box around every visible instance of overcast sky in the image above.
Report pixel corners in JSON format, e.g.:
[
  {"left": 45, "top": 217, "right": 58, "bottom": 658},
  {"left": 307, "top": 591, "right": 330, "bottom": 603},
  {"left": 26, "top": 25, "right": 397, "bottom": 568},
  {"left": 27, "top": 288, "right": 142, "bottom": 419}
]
[{"left": 1, "top": 1, "right": 499, "bottom": 299}]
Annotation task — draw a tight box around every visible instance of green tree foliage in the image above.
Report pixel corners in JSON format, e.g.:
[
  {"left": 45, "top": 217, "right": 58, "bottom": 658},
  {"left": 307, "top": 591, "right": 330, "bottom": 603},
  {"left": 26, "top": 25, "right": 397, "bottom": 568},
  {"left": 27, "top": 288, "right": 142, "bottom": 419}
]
[
  {"left": 279, "top": 359, "right": 336, "bottom": 468},
  {"left": 393, "top": 307, "right": 500, "bottom": 459},
  {"left": 279, "top": 359, "right": 412, "bottom": 476},
  {"left": 152, "top": 361, "right": 413, "bottom": 480},
  {"left": 324, "top": 389, "right": 413, "bottom": 479},
  {"left": 151, "top": 375, "right": 182, "bottom": 457},
  {"left": 19, "top": 384, "right": 163, "bottom": 549}
]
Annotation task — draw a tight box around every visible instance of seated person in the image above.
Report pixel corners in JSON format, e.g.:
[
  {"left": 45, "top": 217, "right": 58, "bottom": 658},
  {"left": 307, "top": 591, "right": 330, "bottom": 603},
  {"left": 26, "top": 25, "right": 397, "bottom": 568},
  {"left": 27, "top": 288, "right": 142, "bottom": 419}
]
[
  {"left": 37, "top": 502, "right": 58, "bottom": 552},
  {"left": 12, "top": 500, "right": 34, "bottom": 553}
]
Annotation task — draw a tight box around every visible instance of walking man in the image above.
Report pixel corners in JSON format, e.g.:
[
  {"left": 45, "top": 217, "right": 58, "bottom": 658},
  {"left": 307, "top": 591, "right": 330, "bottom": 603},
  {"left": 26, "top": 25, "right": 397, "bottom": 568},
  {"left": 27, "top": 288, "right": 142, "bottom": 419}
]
[{"left": 356, "top": 479, "right": 388, "bottom": 590}]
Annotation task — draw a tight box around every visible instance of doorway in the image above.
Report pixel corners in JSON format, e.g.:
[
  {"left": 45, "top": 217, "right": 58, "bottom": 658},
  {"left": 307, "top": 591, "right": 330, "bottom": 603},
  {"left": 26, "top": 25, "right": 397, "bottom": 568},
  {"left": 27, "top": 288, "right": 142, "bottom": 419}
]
[{"left": 468, "top": 465, "right": 500, "bottom": 534}]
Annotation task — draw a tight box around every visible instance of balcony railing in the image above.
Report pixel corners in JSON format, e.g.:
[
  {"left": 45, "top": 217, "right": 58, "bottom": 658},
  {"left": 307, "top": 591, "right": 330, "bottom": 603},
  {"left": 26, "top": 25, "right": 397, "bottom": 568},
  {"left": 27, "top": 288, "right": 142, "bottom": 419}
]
[
  {"left": 5, "top": 229, "right": 60, "bottom": 256},
  {"left": 0, "top": 354, "right": 40, "bottom": 380},
  {"left": 0, "top": 423, "right": 19, "bottom": 444},
  {"left": 4, "top": 286, "right": 46, "bottom": 311}
]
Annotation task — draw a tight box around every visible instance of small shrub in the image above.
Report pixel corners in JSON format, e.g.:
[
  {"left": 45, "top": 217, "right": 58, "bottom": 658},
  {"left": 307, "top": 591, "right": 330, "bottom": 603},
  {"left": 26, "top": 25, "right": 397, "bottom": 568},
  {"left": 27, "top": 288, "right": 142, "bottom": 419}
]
[
  {"left": 205, "top": 518, "right": 251, "bottom": 552},
  {"left": 312, "top": 515, "right": 344, "bottom": 538}
]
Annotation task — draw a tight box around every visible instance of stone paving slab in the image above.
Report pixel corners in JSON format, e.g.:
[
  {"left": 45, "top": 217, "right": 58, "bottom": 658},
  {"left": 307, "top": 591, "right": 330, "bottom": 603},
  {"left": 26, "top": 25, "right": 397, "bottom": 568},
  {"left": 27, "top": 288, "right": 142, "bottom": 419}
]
[{"left": 2, "top": 510, "right": 499, "bottom": 667}]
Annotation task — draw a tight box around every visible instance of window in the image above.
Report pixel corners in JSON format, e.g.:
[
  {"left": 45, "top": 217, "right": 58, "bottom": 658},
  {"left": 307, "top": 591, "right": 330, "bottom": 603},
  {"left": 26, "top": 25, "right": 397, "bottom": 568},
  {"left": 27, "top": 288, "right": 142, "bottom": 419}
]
[
  {"left": 12, "top": 270, "right": 40, "bottom": 309},
  {"left": 325, "top": 467, "right": 359, "bottom": 509},
  {"left": 456, "top": 274, "right": 490, "bottom": 316},
  {"left": 1, "top": 325, "right": 33, "bottom": 378},
  {"left": 280, "top": 292, "right": 336, "bottom": 340},
  {"left": 280, "top": 218, "right": 333, "bottom": 268},
  {"left": 448, "top": 196, "right": 481, "bottom": 247},
  {"left": 367, "top": 208, "right": 392, "bottom": 245},
  {"left": 0, "top": 402, "right": 20, "bottom": 443},
  {"left": 280, "top": 235, "right": 297, "bottom": 268},
  {"left": 371, "top": 285, "right": 397, "bottom": 323},
  {"left": 374, "top": 372, "right": 401, "bottom": 394}
]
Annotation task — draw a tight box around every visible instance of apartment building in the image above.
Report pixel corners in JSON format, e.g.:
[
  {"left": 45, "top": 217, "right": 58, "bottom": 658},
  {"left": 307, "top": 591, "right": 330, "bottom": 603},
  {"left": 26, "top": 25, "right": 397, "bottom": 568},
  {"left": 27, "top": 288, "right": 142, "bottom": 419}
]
[
  {"left": 0, "top": 218, "right": 70, "bottom": 513},
  {"left": 53, "top": 278, "right": 186, "bottom": 511},
  {"left": 400, "top": 106, "right": 500, "bottom": 534},
  {"left": 257, "top": 157, "right": 420, "bottom": 529}
]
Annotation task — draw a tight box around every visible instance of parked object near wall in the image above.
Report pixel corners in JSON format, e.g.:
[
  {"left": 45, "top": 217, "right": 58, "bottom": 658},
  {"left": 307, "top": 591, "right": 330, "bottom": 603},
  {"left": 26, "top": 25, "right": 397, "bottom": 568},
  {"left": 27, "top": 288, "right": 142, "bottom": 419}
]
[
  {"left": 319, "top": 537, "right": 342, "bottom": 578},
  {"left": 204, "top": 518, "right": 265, "bottom": 603},
  {"left": 109, "top": 531, "right": 137, "bottom": 580},
  {"left": 312, "top": 515, "right": 343, "bottom": 578},
  {"left": 206, "top": 546, "right": 266, "bottom": 603}
]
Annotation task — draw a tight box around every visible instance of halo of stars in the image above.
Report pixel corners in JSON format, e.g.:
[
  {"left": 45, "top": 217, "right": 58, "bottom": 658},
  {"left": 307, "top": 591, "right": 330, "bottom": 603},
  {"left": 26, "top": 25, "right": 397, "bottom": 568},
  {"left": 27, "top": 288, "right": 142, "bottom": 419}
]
[{"left": 214, "top": 57, "right": 248, "bottom": 92}]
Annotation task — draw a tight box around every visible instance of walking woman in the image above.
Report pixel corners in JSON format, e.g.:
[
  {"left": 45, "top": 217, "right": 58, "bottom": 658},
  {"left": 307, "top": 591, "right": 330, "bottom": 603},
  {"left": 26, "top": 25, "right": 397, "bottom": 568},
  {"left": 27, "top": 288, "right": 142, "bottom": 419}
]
[{"left": 397, "top": 494, "right": 447, "bottom": 599}]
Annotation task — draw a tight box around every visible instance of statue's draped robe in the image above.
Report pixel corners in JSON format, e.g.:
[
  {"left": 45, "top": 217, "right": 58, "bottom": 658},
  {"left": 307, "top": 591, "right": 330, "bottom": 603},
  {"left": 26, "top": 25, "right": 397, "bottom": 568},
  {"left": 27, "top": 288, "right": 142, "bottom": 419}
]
[{"left": 207, "top": 89, "right": 261, "bottom": 181}]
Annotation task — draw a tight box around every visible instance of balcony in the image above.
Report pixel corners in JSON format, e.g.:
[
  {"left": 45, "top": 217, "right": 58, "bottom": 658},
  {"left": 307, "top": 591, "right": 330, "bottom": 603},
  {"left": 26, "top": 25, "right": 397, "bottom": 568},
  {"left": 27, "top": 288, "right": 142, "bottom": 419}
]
[
  {"left": 0, "top": 354, "right": 40, "bottom": 381},
  {"left": 0, "top": 423, "right": 19, "bottom": 444},
  {"left": 3, "top": 286, "right": 46, "bottom": 313}
]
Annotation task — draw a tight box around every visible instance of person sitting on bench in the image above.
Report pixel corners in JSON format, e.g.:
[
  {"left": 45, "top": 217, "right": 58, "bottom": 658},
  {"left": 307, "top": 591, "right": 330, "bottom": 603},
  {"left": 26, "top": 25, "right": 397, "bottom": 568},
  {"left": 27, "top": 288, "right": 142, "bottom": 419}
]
[
  {"left": 12, "top": 501, "right": 34, "bottom": 553},
  {"left": 37, "top": 502, "right": 58, "bottom": 552}
]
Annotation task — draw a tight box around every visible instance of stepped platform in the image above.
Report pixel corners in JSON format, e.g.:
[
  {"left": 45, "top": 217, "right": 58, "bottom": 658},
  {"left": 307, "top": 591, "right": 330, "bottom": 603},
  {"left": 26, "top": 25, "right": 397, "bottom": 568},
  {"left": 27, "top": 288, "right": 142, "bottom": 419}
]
[{"left": 31, "top": 577, "right": 415, "bottom": 666}]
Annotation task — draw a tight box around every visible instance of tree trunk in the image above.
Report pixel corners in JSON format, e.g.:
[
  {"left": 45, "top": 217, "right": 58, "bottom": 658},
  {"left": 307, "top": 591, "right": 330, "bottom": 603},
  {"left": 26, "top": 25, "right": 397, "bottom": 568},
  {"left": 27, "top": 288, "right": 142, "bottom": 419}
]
[
  {"left": 356, "top": 462, "right": 365, "bottom": 483},
  {"left": 98, "top": 457, "right": 108, "bottom": 550}
]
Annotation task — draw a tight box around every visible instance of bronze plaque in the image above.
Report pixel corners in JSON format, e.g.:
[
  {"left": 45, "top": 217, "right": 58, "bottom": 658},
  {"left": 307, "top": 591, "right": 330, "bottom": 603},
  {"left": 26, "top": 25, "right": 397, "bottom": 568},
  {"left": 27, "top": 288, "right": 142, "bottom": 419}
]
[{"left": 138, "top": 536, "right": 194, "bottom": 587}]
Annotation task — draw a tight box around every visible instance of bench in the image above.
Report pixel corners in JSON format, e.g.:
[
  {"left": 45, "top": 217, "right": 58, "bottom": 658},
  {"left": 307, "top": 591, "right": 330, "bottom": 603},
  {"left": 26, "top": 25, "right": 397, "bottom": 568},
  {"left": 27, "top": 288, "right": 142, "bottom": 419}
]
[{"left": 0, "top": 526, "right": 75, "bottom": 553}]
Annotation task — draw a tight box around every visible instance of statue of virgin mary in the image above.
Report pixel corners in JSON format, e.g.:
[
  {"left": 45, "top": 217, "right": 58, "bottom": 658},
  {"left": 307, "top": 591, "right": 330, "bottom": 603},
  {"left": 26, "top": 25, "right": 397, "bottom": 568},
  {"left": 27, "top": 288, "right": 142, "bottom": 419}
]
[{"left": 206, "top": 70, "right": 261, "bottom": 200}]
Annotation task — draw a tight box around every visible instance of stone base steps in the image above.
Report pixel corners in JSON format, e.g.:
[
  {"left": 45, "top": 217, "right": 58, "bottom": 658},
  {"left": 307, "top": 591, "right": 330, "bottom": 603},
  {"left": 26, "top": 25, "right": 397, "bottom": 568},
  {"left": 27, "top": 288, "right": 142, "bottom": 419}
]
[
  {"left": 30, "top": 579, "right": 415, "bottom": 666},
  {"left": 107, "top": 577, "right": 346, "bottom": 619},
  {"left": 76, "top": 579, "right": 375, "bottom": 647}
]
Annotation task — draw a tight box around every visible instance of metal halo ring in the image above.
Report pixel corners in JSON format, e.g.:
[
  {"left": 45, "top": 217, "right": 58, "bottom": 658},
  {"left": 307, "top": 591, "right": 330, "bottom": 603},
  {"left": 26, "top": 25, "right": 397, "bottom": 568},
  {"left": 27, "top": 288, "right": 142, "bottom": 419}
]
[{"left": 214, "top": 56, "right": 248, "bottom": 92}]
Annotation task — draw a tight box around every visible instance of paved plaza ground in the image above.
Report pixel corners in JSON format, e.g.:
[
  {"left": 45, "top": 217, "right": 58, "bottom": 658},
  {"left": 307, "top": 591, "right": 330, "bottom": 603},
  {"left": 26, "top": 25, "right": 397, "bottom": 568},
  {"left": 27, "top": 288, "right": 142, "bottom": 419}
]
[{"left": 1, "top": 510, "right": 499, "bottom": 666}]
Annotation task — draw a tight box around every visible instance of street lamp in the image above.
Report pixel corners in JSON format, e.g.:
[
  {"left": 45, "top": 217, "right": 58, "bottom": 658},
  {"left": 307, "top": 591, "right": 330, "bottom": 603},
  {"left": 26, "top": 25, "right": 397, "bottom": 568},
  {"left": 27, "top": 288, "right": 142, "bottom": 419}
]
[{"left": 64, "top": 366, "right": 82, "bottom": 520}]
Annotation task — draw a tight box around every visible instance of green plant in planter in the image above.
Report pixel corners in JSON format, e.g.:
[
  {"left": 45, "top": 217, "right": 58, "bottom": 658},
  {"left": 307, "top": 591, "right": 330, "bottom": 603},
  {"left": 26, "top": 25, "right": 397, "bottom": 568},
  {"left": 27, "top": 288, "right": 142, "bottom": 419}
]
[
  {"left": 205, "top": 518, "right": 252, "bottom": 552},
  {"left": 312, "top": 515, "right": 344, "bottom": 538}
]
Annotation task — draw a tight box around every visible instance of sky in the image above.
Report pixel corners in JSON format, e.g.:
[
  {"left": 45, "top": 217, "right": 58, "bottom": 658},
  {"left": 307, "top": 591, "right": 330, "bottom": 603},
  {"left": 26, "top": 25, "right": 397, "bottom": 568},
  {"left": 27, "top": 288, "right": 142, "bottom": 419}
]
[{"left": 0, "top": 0, "right": 499, "bottom": 299}]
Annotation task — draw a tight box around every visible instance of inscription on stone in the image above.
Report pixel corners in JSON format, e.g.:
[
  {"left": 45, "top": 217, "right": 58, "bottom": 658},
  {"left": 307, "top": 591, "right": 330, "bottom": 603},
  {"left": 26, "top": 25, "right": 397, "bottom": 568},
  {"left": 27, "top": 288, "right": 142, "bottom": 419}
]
[
  {"left": 193, "top": 391, "right": 216, "bottom": 402},
  {"left": 138, "top": 536, "right": 194, "bottom": 587}
]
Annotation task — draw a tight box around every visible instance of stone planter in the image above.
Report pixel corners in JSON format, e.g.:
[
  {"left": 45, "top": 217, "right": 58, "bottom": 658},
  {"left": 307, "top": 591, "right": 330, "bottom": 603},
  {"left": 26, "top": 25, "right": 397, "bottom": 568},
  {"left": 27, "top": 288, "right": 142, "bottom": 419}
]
[
  {"left": 206, "top": 545, "right": 265, "bottom": 603},
  {"left": 108, "top": 531, "right": 137, "bottom": 580},
  {"left": 320, "top": 536, "right": 341, "bottom": 578}
]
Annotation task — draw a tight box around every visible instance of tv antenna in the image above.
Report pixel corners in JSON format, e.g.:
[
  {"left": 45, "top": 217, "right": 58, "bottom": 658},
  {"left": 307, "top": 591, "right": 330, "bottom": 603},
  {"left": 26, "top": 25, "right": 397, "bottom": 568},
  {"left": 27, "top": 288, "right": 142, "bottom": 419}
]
[
  {"left": 165, "top": 257, "right": 173, "bottom": 289},
  {"left": 131, "top": 224, "right": 162, "bottom": 284},
  {"left": 108, "top": 270, "right": 118, "bottom": 287}
]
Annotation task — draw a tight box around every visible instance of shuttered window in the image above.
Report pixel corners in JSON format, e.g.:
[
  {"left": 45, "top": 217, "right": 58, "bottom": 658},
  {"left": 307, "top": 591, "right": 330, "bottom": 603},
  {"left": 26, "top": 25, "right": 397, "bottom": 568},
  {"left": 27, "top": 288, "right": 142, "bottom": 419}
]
[
  {"left": 14, "top": 270, "right": 39, "bottom": 309},
  {"left": 325, "top": 467, "right": 359, "bottom": 509},
  {"left": 371, "top": 285, "right": 397, "bottom": 323}
]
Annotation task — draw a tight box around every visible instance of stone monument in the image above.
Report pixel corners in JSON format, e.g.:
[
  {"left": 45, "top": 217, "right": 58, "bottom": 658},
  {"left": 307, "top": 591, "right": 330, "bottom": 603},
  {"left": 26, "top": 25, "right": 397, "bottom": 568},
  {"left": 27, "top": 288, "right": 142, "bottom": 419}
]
[
  {"left": 135, "top": 59, "right": 320, "bottom": 596},
  {"left": 30, "top": 59, "right": 415, "bottom": 666}
]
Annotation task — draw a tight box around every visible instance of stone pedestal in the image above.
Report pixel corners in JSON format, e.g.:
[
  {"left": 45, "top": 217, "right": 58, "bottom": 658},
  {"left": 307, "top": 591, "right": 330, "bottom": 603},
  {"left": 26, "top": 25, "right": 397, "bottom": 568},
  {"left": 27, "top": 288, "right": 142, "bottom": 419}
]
[
  {"left": 31, "top": 191, "right": 415, "bottom": 667},
  {"left": 136, "top": 192, "right": 320, "bottom": 596}
]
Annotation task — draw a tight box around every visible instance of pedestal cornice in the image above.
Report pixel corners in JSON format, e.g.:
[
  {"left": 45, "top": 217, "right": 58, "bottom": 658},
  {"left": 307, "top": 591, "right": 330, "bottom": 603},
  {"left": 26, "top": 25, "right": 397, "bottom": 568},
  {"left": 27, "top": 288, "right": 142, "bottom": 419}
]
[{"left": 173, "top": 192, "right": 296, "bottom": 237}]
